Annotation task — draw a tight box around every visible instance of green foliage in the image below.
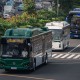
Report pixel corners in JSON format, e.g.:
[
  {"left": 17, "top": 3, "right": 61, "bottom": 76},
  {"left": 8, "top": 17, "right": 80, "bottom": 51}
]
[
  {"left": 72, "top": 0, "right": 80, "bottom": 8},
  {"left": 1, "top": 0, "right": 80, "bottom": 37},
  {"left": 0, "top": 18, "right": 14, "bottom": 37},
  {"left": 54, "top": 0, "right": 73, "bottom": 14},
  {"left": 23, "top": 0, "right": 36, "bottom": 14},
  {"left": 37, "top": 10, "right": 56, "bottom": 20},
  {"left": 52, "top": 16, "right": 65, "bottom": 21}
]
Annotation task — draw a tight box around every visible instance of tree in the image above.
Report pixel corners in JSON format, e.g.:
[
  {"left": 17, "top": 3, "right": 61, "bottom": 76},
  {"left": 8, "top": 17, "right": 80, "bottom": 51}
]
[
  {"left": 72, "top": 0, "right": 80, "bottom": 8},
  {"left": 54, "top": 0, "right": 73, "bottom": 15},
  {"left": 23, "top": 0, "right": 36, "bottom": 14}
]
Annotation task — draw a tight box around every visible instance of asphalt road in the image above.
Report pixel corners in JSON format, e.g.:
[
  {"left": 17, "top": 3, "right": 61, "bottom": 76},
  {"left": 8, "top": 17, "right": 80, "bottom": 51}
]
[{"left": 0, "top": 39, "right": 80, "bottom": 80}]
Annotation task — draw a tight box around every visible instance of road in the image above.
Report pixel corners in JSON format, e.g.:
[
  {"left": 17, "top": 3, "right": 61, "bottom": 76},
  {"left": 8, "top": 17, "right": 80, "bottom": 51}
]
[{"left": 0, "top": 39, "right": 80, "bottom": 80}]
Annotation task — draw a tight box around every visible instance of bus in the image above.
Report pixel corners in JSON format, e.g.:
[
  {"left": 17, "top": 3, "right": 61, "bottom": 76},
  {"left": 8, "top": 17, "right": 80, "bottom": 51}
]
[
  {"left": 45, "top": 21, "right": 70, "bottom": 50},
  {"left": 66, "top": 10, "right": 80, "bottom": 38},
  {"left": 0, "top": 28, "right": 52, "bottom": 71}
]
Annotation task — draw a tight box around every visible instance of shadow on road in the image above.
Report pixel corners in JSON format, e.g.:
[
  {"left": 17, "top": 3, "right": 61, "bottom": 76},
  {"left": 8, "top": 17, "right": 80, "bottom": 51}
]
[{"left": 2, "top": 64, "right": 47, "bottom": 75}]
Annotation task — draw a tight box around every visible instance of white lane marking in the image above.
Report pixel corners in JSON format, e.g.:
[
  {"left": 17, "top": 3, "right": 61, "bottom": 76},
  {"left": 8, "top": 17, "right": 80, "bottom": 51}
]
[
  {"left": 68, "top": 44, "right": 80, "bottom": 53},
  {"left": 52, "top": 54, "right": 57, "bottom": 57},
  {"left": 73, "top": 55, "right": 80, "bottom": 59},
  {"left": 0, "top": 74, "right": 54, "bottom": 80},
  {"left": 67, "top": 54, "right": 75, "bottom": 59},
  {"left": 61, "top": 54, "right": 70, "bottom": 58},
  {"left": 54, "top": 54, "right": 63, "bottom": 58}
]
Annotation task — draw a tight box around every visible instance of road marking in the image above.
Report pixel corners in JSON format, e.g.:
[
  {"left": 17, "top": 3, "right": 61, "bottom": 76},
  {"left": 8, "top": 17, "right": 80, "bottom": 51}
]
[
  {"left": 54, "top": 54, "right": 63, "bottom": 58},
  {"left": 52, "top": 50, "right": 80, "bottom": 59},
  {"left": 67, "top": 54, "right": 75, "bottom": 59},
  {"left": 0, "top": 74, "right": 54, "bottom": 80},
  {"left": 68, "top": 44, "right": 80, "bottom": 53},
  {"left": 52, "top": 53, "right": 80, "bottom": 60},
  {"left": 52, "top": 54, "right": 57, "bottom": 57},
  {"left": 61, "top": 54, "right": 70, "bottom": 58},
  {"left": 73, "top": 55, "right": 80, "bottom": 59}
]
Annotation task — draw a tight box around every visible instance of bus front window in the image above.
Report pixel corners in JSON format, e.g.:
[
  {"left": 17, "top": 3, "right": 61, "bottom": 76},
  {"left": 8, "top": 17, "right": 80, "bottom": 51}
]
[
  {"left": 52, "top": 29, "right": 62, "bottom": 41},
  {"left": 1, "top": 43, "right": 28, "bottom": 58}
]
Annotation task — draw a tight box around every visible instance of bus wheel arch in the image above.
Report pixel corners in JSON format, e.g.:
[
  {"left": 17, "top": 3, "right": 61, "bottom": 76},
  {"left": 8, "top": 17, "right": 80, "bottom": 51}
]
[{"left": 45, "top": 53, "right": 48, "bottom": 64}]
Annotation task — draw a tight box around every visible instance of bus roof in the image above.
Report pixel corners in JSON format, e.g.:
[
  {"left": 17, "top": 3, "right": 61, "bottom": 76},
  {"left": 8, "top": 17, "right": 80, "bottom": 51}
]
[
  {"left": 3, "top": 27, "right": 48, "bottom": 38},
  {"left": 67, "top": 10, "right": 80, "bottom": 23},
  {"left": 45, "top": 21, "right": 70, "bottom": 29},
  {"left": 69, "top": 11, "right": 80, "bottom": 14}
]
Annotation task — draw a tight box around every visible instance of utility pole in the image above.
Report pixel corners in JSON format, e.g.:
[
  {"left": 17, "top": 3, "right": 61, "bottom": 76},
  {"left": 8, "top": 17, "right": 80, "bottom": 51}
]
[{"left": 57, "top": 0, "right": 60, "bottom": 17}]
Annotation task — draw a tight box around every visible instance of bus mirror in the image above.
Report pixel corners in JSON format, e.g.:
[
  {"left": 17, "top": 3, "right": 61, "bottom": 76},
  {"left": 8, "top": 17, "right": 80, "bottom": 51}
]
[
  {"left": 28, "top": 43, "right": 31, "bottom": 46},
  {"left": 23, "top": 39, "right": 31, "bottom": 46}
]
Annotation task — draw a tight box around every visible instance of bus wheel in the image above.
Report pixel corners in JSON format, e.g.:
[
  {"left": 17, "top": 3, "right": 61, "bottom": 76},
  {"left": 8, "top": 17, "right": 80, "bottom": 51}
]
[
  {"left": 5, "top": 69, "right": 10, "bottom": 72},
  {"left": 63, "top": 45, "right": 64, "bottom": 50},
  {"left": 33, "top": 61, "right": 36, "bottom": 71},
  {"left": 67, "top": 41, "right": 69, "bottom": 47},
  {"left": 45, "top": 54, "right": 48, "bottom": 64}
]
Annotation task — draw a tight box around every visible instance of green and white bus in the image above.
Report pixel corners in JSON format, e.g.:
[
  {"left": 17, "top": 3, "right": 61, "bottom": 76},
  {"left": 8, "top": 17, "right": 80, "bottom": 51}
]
[{"left": 0, "top": 28, "right": 52, "bottom": 71}]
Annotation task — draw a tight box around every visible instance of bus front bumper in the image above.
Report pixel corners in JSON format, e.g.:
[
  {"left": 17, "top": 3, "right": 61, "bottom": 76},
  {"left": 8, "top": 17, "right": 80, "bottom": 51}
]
[
  {"left": 0, "top": 59, "right": 32, "bottom": 70},
  {"left": 0, "top": 66, "right": 30, "bottom": 70}
]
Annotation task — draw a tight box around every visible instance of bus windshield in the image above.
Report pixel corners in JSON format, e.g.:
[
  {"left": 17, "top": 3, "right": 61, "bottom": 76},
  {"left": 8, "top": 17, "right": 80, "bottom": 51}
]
[
  {"left": 1, "top": 43, "right": 29, "bottom": 58},
  {"left": 70, "top": 15, "right": 80, "bottom": 31},
  {"left": 51, "top": 29, "right": 62, "bottom": 41},
  {"left": 66, "top": 10, "right": 80, "bottom": 23},
  {"left": 71, "top": 15, "right": 80, "bottom": 25}
]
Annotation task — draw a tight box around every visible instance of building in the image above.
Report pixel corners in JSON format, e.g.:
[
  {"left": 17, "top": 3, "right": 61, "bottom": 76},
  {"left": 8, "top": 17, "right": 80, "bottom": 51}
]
[
  {"left": 35, "top": 0, "right": 54, "bottom": 10},
  {"left": 14, "top": 0, "right": 22, "bottom": 2}
]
